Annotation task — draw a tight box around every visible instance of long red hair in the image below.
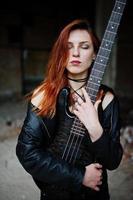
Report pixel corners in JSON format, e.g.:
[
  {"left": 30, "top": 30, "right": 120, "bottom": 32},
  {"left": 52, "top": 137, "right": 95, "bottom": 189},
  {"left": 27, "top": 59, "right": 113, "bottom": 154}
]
[{"left": 31, "top": 19, "right": 100, "bottom": 117}]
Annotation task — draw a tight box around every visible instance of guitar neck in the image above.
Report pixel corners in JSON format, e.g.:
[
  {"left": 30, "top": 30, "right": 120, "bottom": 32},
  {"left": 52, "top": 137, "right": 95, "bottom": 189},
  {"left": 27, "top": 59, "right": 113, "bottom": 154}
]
[{"left": 86, "top": 0, "right": 127, "bottom": 104}]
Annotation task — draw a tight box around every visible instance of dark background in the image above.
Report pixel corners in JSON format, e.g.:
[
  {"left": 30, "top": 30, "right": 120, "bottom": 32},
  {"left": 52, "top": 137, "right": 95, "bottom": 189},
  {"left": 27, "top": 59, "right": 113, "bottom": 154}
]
[{"left": 0, "top": 0, "right": 132, "bottom": 125}]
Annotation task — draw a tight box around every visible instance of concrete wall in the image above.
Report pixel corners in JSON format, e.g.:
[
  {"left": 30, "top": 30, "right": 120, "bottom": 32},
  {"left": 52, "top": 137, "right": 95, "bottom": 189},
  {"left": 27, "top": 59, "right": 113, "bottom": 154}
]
[{"left": 0, "top": 48, "right": 21, "bottom": 99}]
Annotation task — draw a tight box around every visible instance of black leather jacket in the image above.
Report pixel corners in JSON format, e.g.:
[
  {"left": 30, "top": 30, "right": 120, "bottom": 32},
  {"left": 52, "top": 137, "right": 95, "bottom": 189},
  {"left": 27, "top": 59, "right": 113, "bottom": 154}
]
[{"left": 16, "top": 85, "right": 123, "bottom": 199}]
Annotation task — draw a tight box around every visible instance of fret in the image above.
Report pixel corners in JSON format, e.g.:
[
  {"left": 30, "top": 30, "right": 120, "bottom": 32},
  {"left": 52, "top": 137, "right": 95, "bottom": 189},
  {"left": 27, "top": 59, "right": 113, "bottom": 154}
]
[
  {"left": 108, "top": 21, "right": 119, "bottom": 26},
  {"left": 111, "top": 12, "right": 122, "bottom": 23},
  {"left": 90, "top": 74, "right": 103, "bottom": 80},
  {"left": 110, "top": 14, "right": 122, "bottom": 24},
  {"left": 95, "top": 61, "right": 106, "bottom": 67},
  {"left": 104, "top": 31, "right": 116, "bottom": 42},
  {"left": 98, "top": 48, "right": 111, "bottom": 58},
  {"left": 86, "top": 83, "right": 99, "bottom": 95},
  {"left": 89, "top": 76, "right": 102, "bottom": 84},
  {"left": 102, "top": 40, "right": 113, "bottom": 51},
  {"left": 87, "top": 80, "right": 100, "bottom": 87},
  {"left": 100, "top": 47, "right": 111, "bottom": 52},
  {"left": 115, "top": 1, "right": 126, "bottom": 11},
  {"left": 114, "top": 2, "right": 126, "bottom": 13},
  {"left": 90, "top": 96, "right": 97, "bottom": 103},
  {"left": 91, "top": 69, "right": 103, "bottom": 77},
  {"left": 88, "top": 85, "right": 98, "bottom": 93},
  {"left": 97, "top": 54, "right": 109, "bottom": 60},
  {"left": 103, "top": 38, "right": 113, "bottom": 44},
  {"left": 88, "top": 90, "right": 97, "bottom": 98},
  {"left": 93, "top": 63, "right": 106, "bottom": 72},
  {"left": 106, "top": 30, "right": 117, "bottom": 35},
  {"left": 112, "top": 11, "right": 122, "bottom": 16},
  {"left": 87, "top": 87, "right": 98, "bottom": 93},
  {"left": 117, "top": 0, "right": 126, "bottom": 4},
  {"left": 107, "top": 23, "right": 118, "bottom": 33},
  {"left": 96, "top": 55, "right": 108, "bottom": 65},
  {"left": 118, "top": 0, "right": 126, "bottom": 3}
]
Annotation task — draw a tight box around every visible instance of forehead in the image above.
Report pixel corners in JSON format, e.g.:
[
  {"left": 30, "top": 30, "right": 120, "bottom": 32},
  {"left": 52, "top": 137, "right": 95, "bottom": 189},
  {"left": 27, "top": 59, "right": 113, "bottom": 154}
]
[{"left": 68, "top": 29, "right": 92, "bottom": 43}]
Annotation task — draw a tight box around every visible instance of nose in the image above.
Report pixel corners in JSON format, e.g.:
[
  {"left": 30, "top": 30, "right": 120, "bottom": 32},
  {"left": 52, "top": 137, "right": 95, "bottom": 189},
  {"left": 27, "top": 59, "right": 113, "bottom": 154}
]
[{"left": 72, "top": 47, "right": 80, "bottom": 57}]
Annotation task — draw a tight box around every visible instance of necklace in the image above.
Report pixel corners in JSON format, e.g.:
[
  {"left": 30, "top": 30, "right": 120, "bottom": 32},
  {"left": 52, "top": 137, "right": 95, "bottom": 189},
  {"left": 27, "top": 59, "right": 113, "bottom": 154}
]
[
  {"left": 67, "top": 76, "right": 88, "bottom": 101},
  {"left": 69, "top": 82, "right": 86, "bottom": 100},
  {"left": 67, "top": 76, "right": 88, "bottom": 82}
]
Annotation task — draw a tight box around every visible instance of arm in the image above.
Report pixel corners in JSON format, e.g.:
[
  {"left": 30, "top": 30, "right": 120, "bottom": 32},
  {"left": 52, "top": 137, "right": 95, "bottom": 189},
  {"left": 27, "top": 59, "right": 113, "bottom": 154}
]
[
  {"left": 16, "top": 102, "right": 85, "bottom": 189},
  {"left": 73, "top": 87, "right": 123, "bottom": 170},
  {"left": 91, "top": 96, "right": 123, "bottom": 170}
]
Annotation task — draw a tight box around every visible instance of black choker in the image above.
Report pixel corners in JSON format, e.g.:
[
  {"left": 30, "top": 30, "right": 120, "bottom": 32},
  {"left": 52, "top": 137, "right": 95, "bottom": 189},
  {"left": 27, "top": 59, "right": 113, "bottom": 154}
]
[{"left": 67, "top": 76, "right": 88, "bottom": 82}]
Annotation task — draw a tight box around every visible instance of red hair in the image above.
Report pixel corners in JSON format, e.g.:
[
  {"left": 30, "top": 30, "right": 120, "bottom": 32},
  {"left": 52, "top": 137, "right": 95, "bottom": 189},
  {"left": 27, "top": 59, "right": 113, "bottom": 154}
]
[{"left": 31, "top": 19, "right": 100, "bottom": 117}]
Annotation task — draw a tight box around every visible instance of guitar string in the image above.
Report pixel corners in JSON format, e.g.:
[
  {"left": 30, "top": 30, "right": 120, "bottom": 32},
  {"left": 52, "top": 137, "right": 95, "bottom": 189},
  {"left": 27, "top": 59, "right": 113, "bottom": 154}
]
[
  {"left": 62, "top": 82, "right": 86, "bottom": 161},
  {"left": 62, "top": 119, "right": 85, "bottom": 163},
  {"left": 62, "top": 78, "right": 88, "bottom": 161},
  {"left": 68, "top": 130, "right": 84, "bottom": 164},
  {"left": 62, "top": 111, "right": 85, "bottom": 161},
  {"left": 72, "top": 135, "right": 84, "bottom": 165}
]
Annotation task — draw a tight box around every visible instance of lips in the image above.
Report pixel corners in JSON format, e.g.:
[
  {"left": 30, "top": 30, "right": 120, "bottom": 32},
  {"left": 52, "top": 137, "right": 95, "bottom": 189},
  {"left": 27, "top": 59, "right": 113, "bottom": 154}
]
[{"left": 71, "top": 60, "right": 81, "bottom": 65}]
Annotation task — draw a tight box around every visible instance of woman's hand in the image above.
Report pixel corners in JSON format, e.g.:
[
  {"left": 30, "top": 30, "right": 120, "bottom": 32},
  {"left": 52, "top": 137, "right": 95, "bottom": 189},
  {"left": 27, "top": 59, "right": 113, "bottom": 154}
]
[
  {"left": 82, "top": 163, "right": 103, "bottom": 191},
  {"left": 73, "top": 87, "right": 103, "bottom": 142}
]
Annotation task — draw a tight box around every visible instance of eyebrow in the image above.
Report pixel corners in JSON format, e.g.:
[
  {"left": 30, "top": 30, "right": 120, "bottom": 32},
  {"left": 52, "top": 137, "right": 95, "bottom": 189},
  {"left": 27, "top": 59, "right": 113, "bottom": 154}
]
[{"left": 68, "top": 41, "right": 90, "bottom": 44}]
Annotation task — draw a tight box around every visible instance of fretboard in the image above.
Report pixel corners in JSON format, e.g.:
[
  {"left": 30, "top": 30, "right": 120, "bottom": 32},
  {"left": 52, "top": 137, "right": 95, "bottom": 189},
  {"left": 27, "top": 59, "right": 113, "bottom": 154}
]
[{"left": 86, "top": 0, "right": 127, "bottom": 103}]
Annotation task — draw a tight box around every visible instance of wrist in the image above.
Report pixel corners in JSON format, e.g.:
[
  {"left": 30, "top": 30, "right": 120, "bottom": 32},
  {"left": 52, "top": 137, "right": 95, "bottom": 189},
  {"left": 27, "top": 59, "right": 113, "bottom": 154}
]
[{"left": 88, "top": 124, "right": 103, "bottom": 142}]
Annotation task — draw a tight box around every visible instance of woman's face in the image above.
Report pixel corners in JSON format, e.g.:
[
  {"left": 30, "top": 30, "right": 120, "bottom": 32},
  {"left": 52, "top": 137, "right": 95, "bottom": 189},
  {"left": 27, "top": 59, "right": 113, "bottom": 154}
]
[{"left": 66, "top": 29, "right": 96, "bottom": 78}]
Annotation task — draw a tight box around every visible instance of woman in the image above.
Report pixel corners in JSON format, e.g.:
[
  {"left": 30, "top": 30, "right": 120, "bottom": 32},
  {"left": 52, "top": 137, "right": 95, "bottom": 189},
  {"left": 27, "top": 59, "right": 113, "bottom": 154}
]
[{"left": 16, "top": 19, "right": 123, "bottom": 200}]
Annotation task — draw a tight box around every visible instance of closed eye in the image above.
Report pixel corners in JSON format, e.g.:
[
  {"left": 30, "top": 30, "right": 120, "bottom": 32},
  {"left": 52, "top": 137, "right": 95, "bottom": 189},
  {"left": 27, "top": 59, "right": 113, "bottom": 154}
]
[{"left": 80, "top": 44, "right": 90, "bottom": 49}]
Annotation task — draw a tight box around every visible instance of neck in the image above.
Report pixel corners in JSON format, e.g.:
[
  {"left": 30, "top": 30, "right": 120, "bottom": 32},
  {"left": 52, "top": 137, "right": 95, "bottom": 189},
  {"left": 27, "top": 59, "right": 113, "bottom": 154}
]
[{"left": 68, "top": 79, "right": 87, "bottom": 98}]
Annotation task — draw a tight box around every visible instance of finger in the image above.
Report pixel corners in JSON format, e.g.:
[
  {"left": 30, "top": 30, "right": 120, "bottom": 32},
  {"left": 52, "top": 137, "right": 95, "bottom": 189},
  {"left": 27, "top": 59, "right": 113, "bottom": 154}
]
[
  {"left": 74, "top": 102, "right": 80, "bottom": 110},
  {"left": 72, "top": 93, "right": 78, "bottom": 102},
  {"left": 74, "top": 93, "right": 84, "bottom": 102},
  {"left": 99, "top": 169, "right": 103, "bottom": 175},
  {"left": 94, "top": 163, "right": 102, "bottom": 169},
  {"left": 100, "top": 174, "right": 103, "bottom": 180},
  {"left": 94, "top": 100, "right": 101, "bottom": 111},
  {"left": 73, "top": 103, "right": 83, "bottom": 114},
  {"left": 93, "top": 186, "right": 100, "bottom": 191},
  {"left": 81, "top": 88, "right": 91, "bottom": 103},
  {"left": 97, "top": 181, "right": 102, "bottom": 185},
  {"left": 77, "top": 97, "right": 84, "bottom": 105},
  {"left": 73, "top": 109, "right": 81, "bottom": 118}
]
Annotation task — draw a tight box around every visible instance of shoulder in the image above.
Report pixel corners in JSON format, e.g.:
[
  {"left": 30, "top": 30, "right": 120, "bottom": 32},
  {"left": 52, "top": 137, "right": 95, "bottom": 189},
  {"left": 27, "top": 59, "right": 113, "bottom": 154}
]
[
  {"left": 31, "top": 87, "right": 44, "bottom": 109},
  {"left": 100, "top": 84, "right": 115, "bottom": 110}
]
